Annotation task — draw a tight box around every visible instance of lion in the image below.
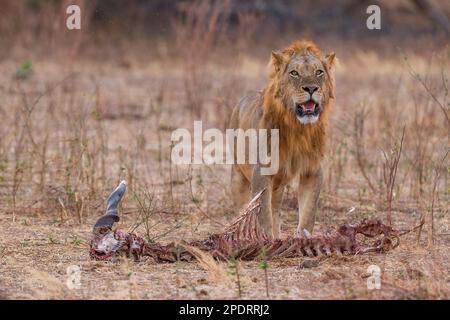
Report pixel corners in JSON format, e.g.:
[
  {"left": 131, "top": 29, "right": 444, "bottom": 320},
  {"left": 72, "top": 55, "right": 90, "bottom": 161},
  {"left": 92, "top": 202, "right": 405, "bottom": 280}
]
[{"left": 228, "top": 39, "right": 336, "bottom": 239}]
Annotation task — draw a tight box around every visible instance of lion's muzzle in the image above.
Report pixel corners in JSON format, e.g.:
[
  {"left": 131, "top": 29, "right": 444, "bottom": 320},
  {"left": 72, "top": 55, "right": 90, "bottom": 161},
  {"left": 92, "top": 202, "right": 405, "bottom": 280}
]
[{"left": 295, "top": 100, "right": 321, "bottom": 119}]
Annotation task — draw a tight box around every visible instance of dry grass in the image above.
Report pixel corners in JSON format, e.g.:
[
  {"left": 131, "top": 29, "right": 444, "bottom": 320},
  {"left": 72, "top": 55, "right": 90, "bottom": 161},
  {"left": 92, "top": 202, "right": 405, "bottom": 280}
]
[{"left": 0, "top": 20, "right": 448, "bottom": 299}]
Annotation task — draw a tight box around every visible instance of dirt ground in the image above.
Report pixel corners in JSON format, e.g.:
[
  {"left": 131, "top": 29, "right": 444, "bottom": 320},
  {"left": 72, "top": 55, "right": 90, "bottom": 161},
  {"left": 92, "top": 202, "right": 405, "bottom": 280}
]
[
  {"left": 0, "top": 196, "right": 448, "bottom": 299},
  {"left": 0, "top": 38, "right": 449, "bottom": 299}
]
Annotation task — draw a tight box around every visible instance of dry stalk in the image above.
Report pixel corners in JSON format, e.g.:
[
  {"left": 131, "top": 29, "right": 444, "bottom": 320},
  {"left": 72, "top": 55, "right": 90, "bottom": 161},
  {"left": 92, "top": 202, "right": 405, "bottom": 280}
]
[
  {"left": 402, "top": 52, "right": 449, "bottom": 128},
  {"left": 427, "top": 150, "right": 449, "bottom": 247},
  {"left": 353, "top": 107, "right": 377, "bottom": 194},
  {"left": 381, "top": 126, "right": 406, "bottom": 226}
]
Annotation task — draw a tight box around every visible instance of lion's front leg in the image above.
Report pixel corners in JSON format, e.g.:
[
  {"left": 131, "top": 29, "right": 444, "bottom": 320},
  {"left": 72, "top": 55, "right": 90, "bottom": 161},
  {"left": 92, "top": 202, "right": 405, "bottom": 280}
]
[
  {"left": 251, "top": 165, "right": 274, "bottom": 238},
  {"left": 296, "top": 168, "right": 323, "bottom": 235}
]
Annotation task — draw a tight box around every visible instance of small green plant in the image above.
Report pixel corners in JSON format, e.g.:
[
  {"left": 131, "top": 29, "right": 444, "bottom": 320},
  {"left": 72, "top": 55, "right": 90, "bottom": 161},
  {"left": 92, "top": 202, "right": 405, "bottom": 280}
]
[
  {"left": 48, "top": 236, "right": 59, "bottom": 245},
  {"left": 15, "top": 61, "right": 33, "bottom": 79},
  {"left": 228, "top": 253, "right": 242, "bottom": 298},
  {"left": 71, "top": 238, "right": 82, "bottom": 247}
]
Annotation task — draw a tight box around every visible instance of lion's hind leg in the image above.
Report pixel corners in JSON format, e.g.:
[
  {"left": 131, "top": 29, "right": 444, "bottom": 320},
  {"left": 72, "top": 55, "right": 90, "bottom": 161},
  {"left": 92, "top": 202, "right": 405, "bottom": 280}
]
[
  {"left": 271, "top": 186, "right": 284, "bottom": 239},
  {"left": 231, "top": 165, "right": 251, "bottom": 212}
]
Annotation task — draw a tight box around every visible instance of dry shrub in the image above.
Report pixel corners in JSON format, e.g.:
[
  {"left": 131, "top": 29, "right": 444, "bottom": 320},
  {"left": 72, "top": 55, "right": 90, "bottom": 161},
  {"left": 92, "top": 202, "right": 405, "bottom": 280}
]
[{"left": 171, "top": 0, "right": 260, "bottom": 126}]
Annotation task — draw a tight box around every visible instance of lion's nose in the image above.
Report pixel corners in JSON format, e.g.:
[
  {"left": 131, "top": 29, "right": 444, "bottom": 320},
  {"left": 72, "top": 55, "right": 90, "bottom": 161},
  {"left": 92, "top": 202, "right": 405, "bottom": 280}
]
[{"left": 302, "top": 86, "right": 318, "bottom": 94}]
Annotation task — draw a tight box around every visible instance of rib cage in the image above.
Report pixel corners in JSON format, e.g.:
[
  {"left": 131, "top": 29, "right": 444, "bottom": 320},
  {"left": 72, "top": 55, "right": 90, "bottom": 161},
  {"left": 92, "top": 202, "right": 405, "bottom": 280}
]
[{"left": 90, "top": 187, "right": 404, "bottom": 263}]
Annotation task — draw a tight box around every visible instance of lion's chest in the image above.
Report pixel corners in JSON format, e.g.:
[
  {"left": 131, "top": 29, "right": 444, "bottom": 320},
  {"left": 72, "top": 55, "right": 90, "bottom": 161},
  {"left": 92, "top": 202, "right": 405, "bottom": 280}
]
[{"left": 277, "top": 135, "right": 323, "bottom": 181}]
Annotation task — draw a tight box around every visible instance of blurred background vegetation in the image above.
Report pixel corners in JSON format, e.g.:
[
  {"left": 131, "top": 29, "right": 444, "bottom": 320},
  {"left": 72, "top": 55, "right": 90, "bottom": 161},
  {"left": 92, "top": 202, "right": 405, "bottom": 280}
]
[{"left": 0, "top": 0, "right": 448, "bottom": 62}]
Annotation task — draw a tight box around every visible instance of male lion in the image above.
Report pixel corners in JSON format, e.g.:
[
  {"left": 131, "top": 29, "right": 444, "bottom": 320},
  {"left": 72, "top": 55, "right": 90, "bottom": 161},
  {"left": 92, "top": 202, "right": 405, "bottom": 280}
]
[{"left": 229, "top": 40, "right": 336, "bottom": 239}]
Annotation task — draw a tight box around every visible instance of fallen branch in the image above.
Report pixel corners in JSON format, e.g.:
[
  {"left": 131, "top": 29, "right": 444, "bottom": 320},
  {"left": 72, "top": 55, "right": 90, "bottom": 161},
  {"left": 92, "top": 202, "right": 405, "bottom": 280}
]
[{"left": 90, "top": 182, "right": 413, "bottom": 263}]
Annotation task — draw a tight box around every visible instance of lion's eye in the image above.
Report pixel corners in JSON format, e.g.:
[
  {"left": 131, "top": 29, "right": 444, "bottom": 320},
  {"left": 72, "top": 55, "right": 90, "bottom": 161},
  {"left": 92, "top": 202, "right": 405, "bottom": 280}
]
[
  {"left": 289, "top": 70, "right": 299, "bottom": 78},
  {"left": 315, "top": 69, "right": 324, "bottom": 77}
]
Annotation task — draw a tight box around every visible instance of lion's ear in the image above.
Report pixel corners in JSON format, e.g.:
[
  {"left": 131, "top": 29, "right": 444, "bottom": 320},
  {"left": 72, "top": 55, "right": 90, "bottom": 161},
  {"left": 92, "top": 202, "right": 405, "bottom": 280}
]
[
  {"left": 325, "top": 52, "right": 336, "bottom": 69},
  {"left": 271, "top": 51, "right": 285, "bottom": 71}
]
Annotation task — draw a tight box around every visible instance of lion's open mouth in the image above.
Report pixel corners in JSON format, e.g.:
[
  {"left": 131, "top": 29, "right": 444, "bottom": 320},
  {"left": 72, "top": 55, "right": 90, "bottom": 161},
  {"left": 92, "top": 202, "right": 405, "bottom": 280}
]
[{"left": 295, "top": 100, "right": 320, "bottom": 118}]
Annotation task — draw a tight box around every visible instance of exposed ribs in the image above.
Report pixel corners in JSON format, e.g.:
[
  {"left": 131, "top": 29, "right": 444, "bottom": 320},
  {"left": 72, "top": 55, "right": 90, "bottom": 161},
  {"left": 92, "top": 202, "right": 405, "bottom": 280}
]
[{"left": 90, "top": 183, "right": 408, "bottom": 263}]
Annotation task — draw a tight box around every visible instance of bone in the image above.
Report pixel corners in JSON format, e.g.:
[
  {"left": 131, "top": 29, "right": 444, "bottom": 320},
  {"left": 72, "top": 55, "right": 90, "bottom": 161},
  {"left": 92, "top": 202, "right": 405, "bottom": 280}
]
[
  {"left": 304, "top": 247, "right": 315, "bottom": 257},
  {"left": 303, "top": 229, "right": 312, "bottom": 239}
]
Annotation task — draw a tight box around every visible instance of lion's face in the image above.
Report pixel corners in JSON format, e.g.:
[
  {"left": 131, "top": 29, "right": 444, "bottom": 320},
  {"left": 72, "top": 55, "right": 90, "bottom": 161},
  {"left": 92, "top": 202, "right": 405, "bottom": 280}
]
[
  {"left": 270, "top": 42, "right": 335, "bottom": 125},
  {"left": 284, "top": 54, "right": 327, "bottom": 124}
]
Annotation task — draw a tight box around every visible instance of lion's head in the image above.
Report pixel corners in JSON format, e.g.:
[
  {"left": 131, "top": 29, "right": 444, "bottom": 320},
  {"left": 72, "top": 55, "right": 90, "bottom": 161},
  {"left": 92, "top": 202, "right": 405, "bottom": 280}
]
[{"left": 268, "top": 40, "right": 336, "bottom": 125}]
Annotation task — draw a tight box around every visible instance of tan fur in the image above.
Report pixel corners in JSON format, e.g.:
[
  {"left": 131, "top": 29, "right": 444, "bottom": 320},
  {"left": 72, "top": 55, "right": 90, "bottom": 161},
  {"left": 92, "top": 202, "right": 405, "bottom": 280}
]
[{"left": 229, "top": 40, "right": 336, "bottom": 238}]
